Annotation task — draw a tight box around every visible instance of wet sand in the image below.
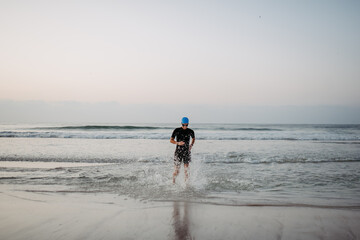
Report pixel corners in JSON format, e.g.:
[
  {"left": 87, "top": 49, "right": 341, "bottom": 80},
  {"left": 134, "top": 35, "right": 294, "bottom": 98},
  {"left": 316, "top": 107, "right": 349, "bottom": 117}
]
[{"left": 1, "top": 185, "right": 359, "bottom": 240}]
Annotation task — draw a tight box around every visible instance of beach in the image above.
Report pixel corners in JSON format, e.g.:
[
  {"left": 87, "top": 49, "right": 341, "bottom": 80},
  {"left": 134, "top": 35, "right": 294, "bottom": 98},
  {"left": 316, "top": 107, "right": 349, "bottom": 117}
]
[{"left": 1, "top": 184, "right": 359, "bottom": 240}]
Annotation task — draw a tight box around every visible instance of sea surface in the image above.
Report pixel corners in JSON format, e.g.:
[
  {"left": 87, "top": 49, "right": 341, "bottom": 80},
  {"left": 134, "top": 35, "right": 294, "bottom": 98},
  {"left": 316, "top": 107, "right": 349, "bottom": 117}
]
[{"left": 1, "top": 123, "right": 359, "bottom": 208}]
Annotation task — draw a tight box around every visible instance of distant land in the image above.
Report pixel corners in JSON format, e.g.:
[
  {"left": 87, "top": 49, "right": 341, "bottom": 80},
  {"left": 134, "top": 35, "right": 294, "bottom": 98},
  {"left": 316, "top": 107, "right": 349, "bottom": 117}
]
[{"left": 1, "top": 100, "right": 359, "bottom": 124}]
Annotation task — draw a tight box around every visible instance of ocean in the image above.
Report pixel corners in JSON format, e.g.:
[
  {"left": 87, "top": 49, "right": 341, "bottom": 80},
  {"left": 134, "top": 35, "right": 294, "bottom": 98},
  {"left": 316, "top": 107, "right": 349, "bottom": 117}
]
[{"left": 1, "top": 123, "right": 359, "bottom": 208}]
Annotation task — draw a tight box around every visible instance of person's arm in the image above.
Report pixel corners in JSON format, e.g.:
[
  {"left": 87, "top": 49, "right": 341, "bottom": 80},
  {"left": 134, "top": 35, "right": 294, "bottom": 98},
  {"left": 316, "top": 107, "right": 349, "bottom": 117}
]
[
  {"left": 189, "top": 138, "right": 195, "bottom": 150},
  {"left": 189, "top": 130, "right": 195, "bottom": 150},
  {"left": 170, "top": 137, "right": 185, "bottom": 146}
]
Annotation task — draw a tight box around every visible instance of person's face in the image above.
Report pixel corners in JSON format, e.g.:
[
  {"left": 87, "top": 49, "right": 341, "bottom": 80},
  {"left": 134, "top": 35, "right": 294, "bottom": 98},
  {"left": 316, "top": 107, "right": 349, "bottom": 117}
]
[{"left": 182, "top": 123, "right": 188, "bottom": 129}]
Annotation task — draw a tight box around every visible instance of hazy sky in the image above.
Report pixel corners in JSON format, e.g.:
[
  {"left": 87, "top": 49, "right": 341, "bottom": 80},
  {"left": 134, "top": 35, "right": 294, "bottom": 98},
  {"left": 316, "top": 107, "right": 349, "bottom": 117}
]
[{"left": 1, "top": 0, "right": 359, "bottom": 106}]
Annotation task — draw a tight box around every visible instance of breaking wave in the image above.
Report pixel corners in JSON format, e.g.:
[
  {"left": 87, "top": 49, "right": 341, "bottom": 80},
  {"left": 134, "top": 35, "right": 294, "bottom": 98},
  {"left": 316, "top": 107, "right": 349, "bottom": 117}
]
[
  {"left": 1, "top": 124, "right": 359, "bottom": 141},
  {"left": 34, "top": 125, "right": 168, "bottom": 130}
]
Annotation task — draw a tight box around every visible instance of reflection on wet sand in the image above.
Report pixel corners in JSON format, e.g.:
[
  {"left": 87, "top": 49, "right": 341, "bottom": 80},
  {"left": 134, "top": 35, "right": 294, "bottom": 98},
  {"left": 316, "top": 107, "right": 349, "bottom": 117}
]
[{"left": 172, "top": 202, "right": 193, "bottom": 240}]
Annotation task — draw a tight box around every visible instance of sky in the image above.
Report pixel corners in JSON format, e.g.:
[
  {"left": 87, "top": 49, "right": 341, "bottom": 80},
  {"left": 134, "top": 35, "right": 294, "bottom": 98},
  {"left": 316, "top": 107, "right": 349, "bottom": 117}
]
[{"left": 0, "top": 0, "right": 359, "bottom": 123}]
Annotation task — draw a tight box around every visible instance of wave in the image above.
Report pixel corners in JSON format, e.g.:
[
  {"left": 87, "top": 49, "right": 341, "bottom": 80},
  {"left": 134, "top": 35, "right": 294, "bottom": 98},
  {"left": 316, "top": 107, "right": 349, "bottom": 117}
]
[
  {"left": 2, "top": 155, "right": 360, "bottom": 165},
  {"left": 0, "top": 156, "right": 125, "bottom": 164},
  {"left": 216, "top": 127, "right": 282, "bottom": 131},
  {"left": 1, "top": 131, "right": 360, "bottom": 141},
  {"left": 153, "top": 199, "right": 360, "bottom": 209},
  {"left": 312, "top": 124, "right": 360, "bottom": 129},
  {"left": 206, "top": 158, "right": 360, "bottom": 164},
  {"left": 30, "top": 124, "right": 291, "bottom": 131},
  {"left": 1, "top": 123, "right": 360, "bottom": 141},
  {"left": 16, "top": 188, "right": 360, "bottom": 209},
  {"left": 32, "top": 125, "right": 283, "bottom": 132},
  {"left": 33, "top": 125, "right": 169, "bottom": 130}
]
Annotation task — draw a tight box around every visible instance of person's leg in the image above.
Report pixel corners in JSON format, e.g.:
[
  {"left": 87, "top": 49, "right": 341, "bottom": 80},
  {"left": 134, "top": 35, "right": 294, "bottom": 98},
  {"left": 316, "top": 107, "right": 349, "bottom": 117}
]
[
  {"left": 184, "top": 152, "right": 191, "bottom": 182},
  {"left": 173, "top": 164, "right": 180, "bottom": 184},
  {"left": 173, "top": 152, "right": 181, "bottom": 184},
  {"left": 184, "top": 163, "right": 189, "bottom": 182}
]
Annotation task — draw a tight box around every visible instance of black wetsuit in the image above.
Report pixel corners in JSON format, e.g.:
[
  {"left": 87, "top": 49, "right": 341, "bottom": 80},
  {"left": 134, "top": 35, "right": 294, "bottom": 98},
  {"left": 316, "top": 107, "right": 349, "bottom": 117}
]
[{"left": 171, "top": 127, "right": 195, "bottom": 165}]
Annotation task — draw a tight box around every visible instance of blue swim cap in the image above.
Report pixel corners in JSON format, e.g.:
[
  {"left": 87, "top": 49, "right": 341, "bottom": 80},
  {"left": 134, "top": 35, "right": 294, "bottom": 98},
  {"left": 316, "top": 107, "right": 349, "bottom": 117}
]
[{"left": 181, "top": 117, "right": 189, "bottom": 124}]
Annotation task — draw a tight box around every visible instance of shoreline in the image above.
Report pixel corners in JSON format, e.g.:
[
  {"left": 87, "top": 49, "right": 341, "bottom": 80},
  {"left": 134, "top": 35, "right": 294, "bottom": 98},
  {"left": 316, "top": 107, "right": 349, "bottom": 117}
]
[{"left": 1, "top": 185, "right": 359, "bottom": 240}]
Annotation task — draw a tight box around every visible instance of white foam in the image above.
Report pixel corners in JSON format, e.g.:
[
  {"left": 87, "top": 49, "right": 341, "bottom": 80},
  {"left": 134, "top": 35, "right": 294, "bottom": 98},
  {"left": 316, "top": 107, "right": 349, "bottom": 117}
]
[{"left": 0, "top": 161, "right": 112, "bottom": 169}]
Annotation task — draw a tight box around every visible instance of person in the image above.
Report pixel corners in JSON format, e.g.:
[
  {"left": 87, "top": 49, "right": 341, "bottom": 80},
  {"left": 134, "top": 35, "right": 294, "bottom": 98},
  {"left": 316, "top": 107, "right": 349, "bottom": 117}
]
[{"left": 170, "top": 117, "right": 195, "bottom": 183}]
